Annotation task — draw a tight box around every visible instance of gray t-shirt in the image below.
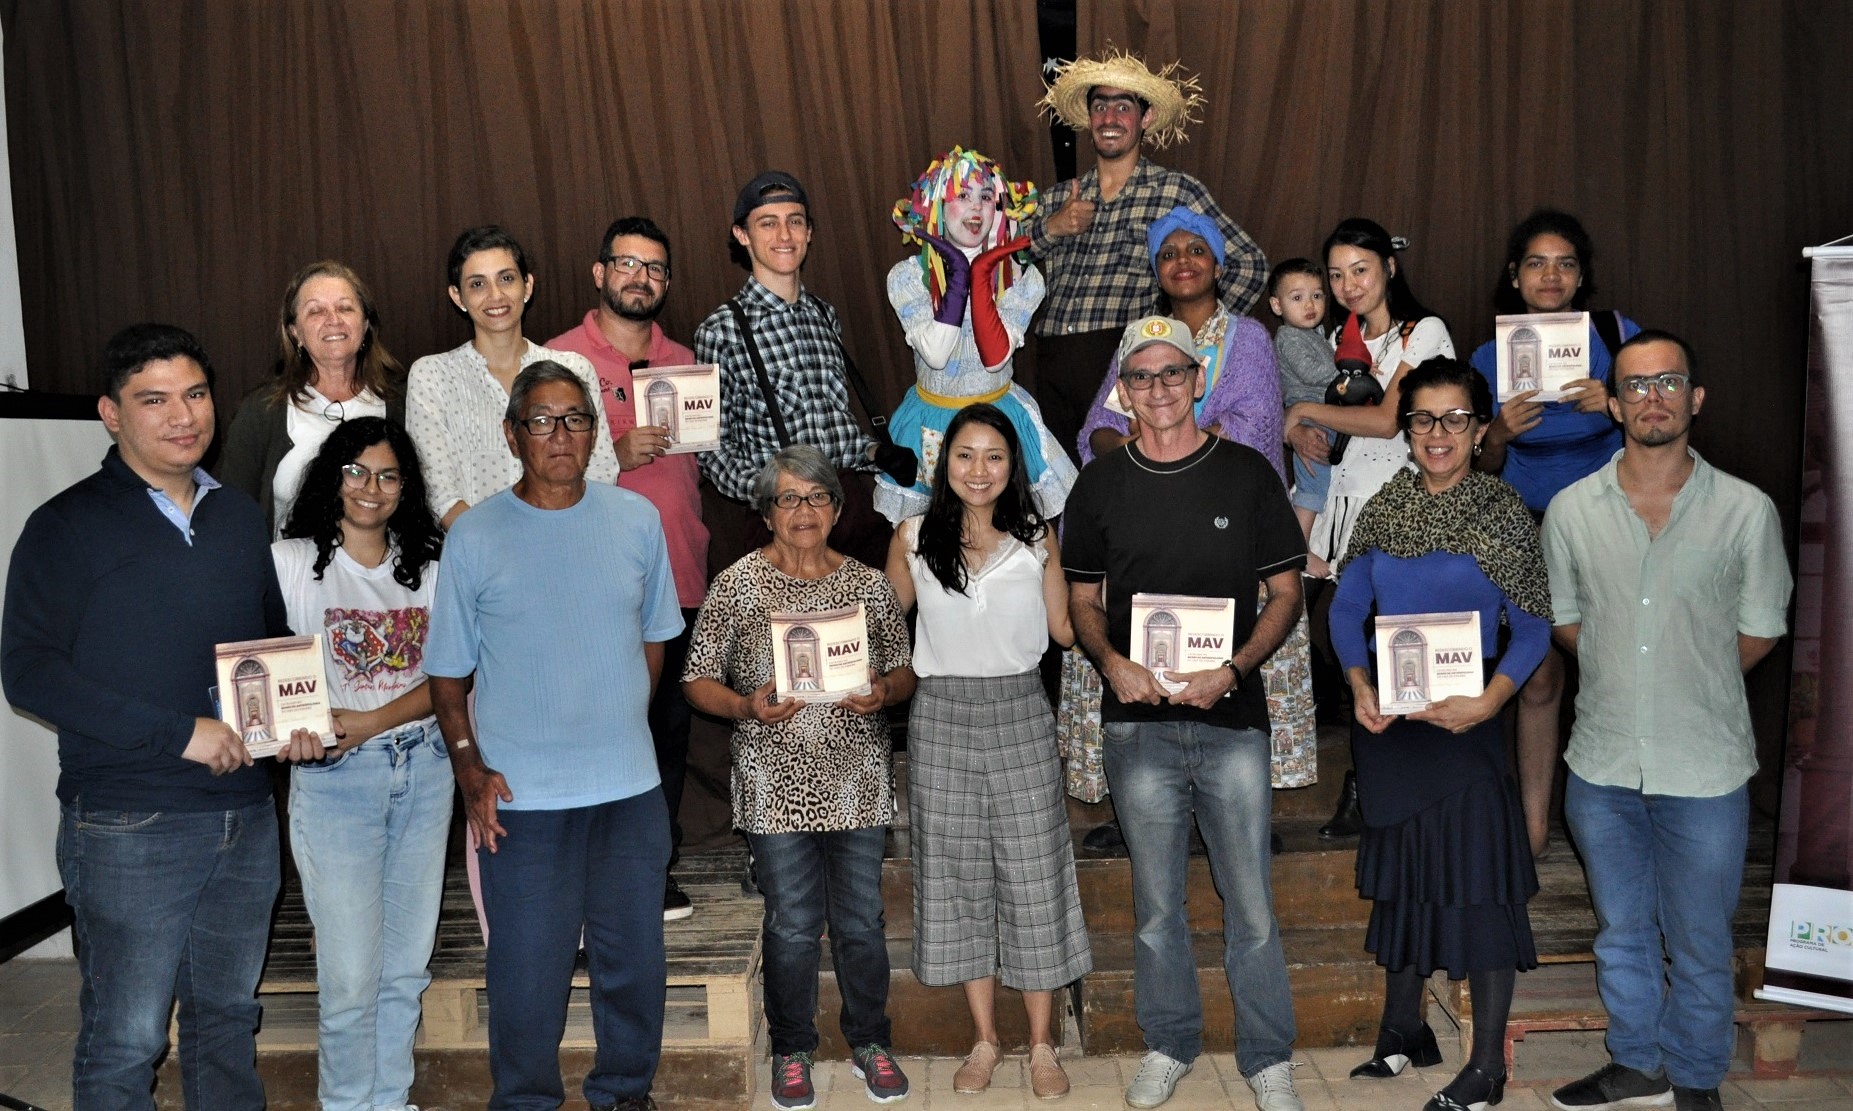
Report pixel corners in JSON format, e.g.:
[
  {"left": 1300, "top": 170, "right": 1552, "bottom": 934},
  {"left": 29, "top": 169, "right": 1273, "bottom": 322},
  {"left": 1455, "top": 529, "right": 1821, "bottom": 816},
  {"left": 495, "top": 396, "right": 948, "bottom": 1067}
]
[{"left": 1274, "top": 324, "right": 1332, "bottom": 407}]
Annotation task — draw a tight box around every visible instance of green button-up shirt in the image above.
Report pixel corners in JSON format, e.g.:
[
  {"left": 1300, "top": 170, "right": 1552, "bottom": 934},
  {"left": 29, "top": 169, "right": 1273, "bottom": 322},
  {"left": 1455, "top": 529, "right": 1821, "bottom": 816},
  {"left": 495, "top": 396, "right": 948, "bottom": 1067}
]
[{"left": 1541, "top": 449, "right": 1790, "bottom": 797}]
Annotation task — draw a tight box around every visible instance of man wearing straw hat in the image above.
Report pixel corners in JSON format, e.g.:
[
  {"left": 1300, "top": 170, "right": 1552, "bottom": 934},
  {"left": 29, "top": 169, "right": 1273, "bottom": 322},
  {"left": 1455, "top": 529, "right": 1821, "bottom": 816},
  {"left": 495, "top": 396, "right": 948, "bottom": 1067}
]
[{"left": 1027, "top": 50, "right": 1269, "bottom": 465}]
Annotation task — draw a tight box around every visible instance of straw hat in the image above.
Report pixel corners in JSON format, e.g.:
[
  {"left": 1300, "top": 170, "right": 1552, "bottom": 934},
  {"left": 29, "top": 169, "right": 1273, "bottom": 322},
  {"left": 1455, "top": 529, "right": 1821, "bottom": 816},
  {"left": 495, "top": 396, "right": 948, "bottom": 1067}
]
[{"left": 1038, "top": 48, "right": 1206, "bottom": 150}]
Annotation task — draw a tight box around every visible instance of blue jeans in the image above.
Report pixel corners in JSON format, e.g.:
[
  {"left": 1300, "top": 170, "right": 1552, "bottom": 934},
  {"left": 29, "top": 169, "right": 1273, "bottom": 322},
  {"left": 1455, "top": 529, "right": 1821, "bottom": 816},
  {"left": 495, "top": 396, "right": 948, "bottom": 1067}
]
[
  {"left": 479, "top": 790, "right": 670, "bottom": 1110},
  {"left": 1564, "top": 774, "right": 1748, "bottom": 1089},
  {"left": 57, "top": 797, "right": 281, "bottom": 1111},
  {"left": 1103, "top": 720, "right": 1297, "bottom": 1075},
  {"left": 1289, "top": 430, "right": 1335, "bottom": 513},
  {"left": 288, "top": 722, "right": 452, "bottom": 1111},
  {"left": 747, "top": 825, "right": 892, "bottom": 1055}
]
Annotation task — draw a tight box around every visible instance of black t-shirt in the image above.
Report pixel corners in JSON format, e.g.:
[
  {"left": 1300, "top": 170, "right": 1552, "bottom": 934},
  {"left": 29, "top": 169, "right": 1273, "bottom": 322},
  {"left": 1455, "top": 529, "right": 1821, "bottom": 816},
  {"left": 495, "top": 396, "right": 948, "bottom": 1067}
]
[{"left": 1062, "top": 436, "right": 1307, "bottom": 731}]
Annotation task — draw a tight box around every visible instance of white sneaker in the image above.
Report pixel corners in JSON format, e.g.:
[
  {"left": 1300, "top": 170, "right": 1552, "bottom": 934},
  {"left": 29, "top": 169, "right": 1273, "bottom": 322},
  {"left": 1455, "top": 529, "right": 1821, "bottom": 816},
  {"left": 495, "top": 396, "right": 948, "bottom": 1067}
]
[
  {"left": 1125, "top": 1050, "right": 1192, "bottom": 1108},
  {"left": 1245, "top": 1061, "right": 1304, "bottom": 1111}
]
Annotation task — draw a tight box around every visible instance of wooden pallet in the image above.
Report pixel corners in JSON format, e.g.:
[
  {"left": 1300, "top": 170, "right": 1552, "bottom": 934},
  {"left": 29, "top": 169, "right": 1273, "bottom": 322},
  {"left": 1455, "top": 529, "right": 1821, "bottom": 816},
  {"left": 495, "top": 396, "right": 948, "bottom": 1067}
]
[{"left": 254, "top": 866, "right": 762, "bottom": 1055}]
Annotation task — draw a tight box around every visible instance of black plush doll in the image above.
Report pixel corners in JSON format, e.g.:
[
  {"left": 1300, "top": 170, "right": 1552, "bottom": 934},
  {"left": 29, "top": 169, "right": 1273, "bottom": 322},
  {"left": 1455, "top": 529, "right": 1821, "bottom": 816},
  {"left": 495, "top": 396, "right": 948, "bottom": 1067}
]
[{"left": 1324, "top": 311, "right": 1382, "bottom": 465}]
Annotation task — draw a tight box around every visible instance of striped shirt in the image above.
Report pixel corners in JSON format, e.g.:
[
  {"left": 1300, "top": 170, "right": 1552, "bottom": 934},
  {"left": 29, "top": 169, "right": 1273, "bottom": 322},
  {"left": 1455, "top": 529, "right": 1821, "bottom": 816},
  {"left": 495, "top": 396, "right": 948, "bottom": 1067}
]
[
  {"left": 1023, "top": 159, "right": 1268, "bottom": 336},
  {"left": 693, "top": 277, "right": 874, "bottom": 502}
]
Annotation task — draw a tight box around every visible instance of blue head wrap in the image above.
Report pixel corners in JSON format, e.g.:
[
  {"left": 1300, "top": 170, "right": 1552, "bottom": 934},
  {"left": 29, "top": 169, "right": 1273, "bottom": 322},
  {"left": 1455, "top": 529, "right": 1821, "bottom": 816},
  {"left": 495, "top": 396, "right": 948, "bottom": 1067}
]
[{"left": 1146, "top": 206, "right": 1224, "bottom": 272}]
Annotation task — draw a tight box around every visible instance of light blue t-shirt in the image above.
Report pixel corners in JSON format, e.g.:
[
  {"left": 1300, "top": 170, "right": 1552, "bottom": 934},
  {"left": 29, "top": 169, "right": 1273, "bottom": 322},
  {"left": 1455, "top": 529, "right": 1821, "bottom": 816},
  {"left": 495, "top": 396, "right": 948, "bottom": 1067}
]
[{"left": 425, "top": 484, "right": 684, "bottom": 810}]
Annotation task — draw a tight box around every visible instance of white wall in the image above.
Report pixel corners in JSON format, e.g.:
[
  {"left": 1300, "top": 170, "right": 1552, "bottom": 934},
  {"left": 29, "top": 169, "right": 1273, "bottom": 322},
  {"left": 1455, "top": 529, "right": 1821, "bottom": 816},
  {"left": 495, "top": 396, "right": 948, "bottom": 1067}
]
[{"left": 0, "top": 25, "right": 26, "bottom": 388}]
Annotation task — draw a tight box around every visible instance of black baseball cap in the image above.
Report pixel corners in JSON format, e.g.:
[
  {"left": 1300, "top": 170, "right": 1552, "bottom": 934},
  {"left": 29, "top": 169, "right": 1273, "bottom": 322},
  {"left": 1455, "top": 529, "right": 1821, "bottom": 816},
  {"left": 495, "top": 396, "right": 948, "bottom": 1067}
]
[{"left": 732, "top": 171, "right": 809, "bottom": 226}]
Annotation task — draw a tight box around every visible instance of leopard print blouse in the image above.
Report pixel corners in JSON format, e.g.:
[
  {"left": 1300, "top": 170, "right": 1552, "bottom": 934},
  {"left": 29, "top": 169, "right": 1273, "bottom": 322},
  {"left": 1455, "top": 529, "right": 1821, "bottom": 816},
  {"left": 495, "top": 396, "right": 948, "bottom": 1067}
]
[{"left": 683, "top": 551, "right": 912, "bottom": 834}]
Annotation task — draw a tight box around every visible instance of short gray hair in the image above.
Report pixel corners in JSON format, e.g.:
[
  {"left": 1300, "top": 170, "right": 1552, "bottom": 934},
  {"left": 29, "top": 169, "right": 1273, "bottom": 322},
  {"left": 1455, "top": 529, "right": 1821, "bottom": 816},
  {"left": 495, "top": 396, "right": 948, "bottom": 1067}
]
[
  {"left": 504, "top": 360, "right": 594, "bottom": 423},
  {"left": 752, "top": 444, "right": 842, "bottom": 516}
]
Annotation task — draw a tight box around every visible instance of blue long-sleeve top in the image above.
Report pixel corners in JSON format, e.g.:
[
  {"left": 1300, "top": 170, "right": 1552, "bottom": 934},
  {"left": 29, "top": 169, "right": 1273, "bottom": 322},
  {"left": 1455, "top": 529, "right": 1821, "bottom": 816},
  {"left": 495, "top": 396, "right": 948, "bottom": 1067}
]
[
  {"left": 2, "top": 447, "right": 289, "bottom": 810},
  {"left": 1330, "top": 549, "right": 1549, "bottom": 690}
]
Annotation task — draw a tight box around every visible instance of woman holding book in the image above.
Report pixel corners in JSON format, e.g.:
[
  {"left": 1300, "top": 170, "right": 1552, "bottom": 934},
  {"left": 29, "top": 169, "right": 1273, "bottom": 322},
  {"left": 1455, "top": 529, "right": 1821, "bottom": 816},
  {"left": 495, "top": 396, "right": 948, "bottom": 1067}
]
[
  {"left": 272, "top": 416, "right": 449, "bottom": 1111},
  {"left": 682, "top": 444, "right": 917, "bottom": 1108},
  {"left": 1469, "top": 209, "right": 1641, "bottom": 858},
  {"left": 883, "top": 404, "right": 1089, "bottom": 1099},
  {"left": 1328, "top": 358, "right": 1549, "bottom": 1111}
]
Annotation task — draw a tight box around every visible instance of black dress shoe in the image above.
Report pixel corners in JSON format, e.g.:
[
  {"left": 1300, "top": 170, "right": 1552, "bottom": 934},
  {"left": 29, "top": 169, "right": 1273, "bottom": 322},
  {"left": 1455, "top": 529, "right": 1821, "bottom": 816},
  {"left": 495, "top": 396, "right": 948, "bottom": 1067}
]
[
  {"left": 1424, "top": 1064, "right": 1505, "bottom": 1111},
  {"left": 1350, "top": 1022, "right": 1442, "bottom": 1078},
  {"left": 1081, "top": 819, "right": 1125, "bottom": 853},
  {"left": 1319, "top": 769, "right": 1362, "bottom": 838}
]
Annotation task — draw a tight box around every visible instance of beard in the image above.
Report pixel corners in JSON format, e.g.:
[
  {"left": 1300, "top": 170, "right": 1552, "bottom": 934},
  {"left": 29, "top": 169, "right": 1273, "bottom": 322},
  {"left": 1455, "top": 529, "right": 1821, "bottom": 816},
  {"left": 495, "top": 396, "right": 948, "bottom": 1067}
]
[{"left": 604, "top": 283, "right": 664, "bottom": 322}]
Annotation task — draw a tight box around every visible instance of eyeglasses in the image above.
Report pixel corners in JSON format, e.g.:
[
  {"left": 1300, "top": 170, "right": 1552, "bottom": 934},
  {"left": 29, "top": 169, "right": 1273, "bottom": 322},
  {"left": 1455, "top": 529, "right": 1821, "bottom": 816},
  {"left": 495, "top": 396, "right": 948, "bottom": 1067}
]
[
  {"left": 1618, "top": 372, "right": 1690, "bottom": 400},
  {"left": 1119, "top": 363, "right": 1195, "bottom": 390},
  {"left": 339, "top": 463, "right": 403, "bottom": 492},
  {"left": 772, "top": 490, "right": 839, "bottom": 510},
  {"left": 602, "top": 254, "right": 670, "bottom": 282},
  {"left": 1406, "top": 409, "right": 1475, "bottom": 434},
  {"left": 513, "top": 411, "right": 597, "bottom": 436}
]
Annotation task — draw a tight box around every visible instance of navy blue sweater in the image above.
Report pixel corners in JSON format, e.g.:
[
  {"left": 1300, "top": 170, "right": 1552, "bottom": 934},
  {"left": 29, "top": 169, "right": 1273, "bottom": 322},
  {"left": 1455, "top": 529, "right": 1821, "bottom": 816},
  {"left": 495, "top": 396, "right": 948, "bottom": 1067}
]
[{"left": 2, "top": 448, "right": 289, "bottom": 810}]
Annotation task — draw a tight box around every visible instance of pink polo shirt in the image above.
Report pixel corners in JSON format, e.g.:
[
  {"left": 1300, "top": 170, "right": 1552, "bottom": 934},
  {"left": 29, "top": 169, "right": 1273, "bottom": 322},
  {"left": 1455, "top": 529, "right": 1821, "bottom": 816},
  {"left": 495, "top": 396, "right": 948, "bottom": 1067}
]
[{"left": 547, "top": 311, "right": 710, "bottom": 608}]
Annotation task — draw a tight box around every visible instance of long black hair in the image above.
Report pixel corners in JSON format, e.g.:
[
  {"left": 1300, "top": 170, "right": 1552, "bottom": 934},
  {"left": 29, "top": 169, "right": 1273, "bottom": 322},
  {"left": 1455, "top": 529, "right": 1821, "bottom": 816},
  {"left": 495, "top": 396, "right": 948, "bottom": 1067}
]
[
  {"left": 915, "top": 404, "right": 1047, "bottom": 595},
  {"left": 1322, "top": 217, "right": 1438, "bottom": 331},
  {"left": 281, "top": 416, "right": 443, "bottom": 591}
]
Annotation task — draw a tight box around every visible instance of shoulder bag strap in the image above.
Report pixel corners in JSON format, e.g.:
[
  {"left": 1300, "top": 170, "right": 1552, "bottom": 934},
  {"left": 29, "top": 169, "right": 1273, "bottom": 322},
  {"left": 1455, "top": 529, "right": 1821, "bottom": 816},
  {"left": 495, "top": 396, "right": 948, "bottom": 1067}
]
[{"left": 726, "top": 297, "right": 792, "bottom": 448}]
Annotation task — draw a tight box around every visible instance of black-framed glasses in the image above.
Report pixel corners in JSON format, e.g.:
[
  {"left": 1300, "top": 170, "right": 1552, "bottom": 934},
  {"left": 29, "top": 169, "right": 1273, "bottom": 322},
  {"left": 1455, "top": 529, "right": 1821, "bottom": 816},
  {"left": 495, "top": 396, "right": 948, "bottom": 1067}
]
[
  {"left": 1119, "top": 363, "right": 1195, "bottom": 390},
  {"left": 602, "top": 254, "right": 670, "bottom": 282},
  {"left": 339, "top": 463, "right": 403, "bottom": 492},
  {"left": 513, "top": 411, "right": 597, "bottom": 436},
  {"left": 772, "top": 490, "right": 839, "bottom": 510},
  {"left": 1407, "top": 409, "right": 1475, "bottom": 434},
  {"left": 1618, "top": 372, "right": 1690, "bottom": 400},
  {"left": 321, "top": 399, "right": 347, "bottom": 424}
]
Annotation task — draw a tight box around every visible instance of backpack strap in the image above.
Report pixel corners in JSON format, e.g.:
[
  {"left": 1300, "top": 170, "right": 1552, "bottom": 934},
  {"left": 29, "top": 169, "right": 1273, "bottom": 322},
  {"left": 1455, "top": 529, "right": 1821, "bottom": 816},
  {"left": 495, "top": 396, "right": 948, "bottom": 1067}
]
[
  {"left": 725, "top": 297, "right": 792, "bottom": 449},
  {"left": 1591, "top": 309, "right": 1625, "bottom": 361}
]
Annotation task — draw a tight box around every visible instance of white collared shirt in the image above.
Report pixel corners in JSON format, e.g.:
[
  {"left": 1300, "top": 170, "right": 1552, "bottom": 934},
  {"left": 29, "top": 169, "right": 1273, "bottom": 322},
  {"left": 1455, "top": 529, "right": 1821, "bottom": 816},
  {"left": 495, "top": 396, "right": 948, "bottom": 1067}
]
[{"left": 405, "top": 339, "right": 620, "bottom": 520}]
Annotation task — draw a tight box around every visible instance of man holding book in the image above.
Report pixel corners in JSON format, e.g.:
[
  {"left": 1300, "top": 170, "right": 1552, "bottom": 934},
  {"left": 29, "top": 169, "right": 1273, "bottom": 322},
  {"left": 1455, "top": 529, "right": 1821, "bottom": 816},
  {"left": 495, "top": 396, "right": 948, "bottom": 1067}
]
[
  {"left": 1060, "top": 316, "right": 1306, "bottom": 1111},
  {"left": 2, "top": 323, "right": 320, "bottom": 1108}
]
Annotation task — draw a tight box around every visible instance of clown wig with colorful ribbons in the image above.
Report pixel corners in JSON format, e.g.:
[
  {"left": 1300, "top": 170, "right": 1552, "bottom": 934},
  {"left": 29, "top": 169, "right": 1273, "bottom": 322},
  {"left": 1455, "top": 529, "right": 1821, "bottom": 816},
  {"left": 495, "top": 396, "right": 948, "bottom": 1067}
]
[{"left": 890, "top": 147, "right": 1038, "bottom": 313}]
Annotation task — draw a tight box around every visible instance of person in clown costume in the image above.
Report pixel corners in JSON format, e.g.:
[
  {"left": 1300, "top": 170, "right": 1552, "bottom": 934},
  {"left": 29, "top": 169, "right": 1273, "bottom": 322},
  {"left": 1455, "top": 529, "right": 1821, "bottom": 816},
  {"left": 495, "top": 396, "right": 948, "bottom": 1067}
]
[{"left": 876, "top": 147, "right": 1077, "bottom": 523}]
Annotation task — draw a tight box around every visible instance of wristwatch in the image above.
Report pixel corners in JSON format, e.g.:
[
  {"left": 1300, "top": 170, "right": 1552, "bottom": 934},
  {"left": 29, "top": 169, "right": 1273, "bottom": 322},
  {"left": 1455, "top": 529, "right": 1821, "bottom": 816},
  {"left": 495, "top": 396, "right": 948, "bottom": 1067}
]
[{"left": 1221, "top": 659, "right": 1240, "bottom": 698}]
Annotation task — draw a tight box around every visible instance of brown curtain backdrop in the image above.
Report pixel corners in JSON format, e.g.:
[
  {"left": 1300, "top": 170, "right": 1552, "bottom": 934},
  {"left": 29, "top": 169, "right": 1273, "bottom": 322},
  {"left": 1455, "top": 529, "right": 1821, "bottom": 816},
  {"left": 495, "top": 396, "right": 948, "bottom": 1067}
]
[
  {"left": 1076, "top": 0, "right": 1850, "bottom": 780},
  {"left": 4, "top": 0, "right": 1050, "bottom": 417},
  {"left": 6, "top": 0, "right": 1850, "bottom": 807}
]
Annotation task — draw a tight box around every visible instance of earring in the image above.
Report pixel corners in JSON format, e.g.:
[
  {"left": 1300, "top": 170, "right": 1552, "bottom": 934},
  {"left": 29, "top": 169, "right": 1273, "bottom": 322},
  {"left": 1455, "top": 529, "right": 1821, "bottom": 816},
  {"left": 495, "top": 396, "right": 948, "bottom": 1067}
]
[{"left": 1472, "top": 443, "right": 1483, "bottom": 456}]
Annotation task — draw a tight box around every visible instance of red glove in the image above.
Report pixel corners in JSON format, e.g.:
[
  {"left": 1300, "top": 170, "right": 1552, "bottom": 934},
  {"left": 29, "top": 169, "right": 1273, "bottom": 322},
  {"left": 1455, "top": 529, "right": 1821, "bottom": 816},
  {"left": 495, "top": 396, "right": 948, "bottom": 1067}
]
[{"left": 969, "top": 236, "right": 1030, "bottom": 368}]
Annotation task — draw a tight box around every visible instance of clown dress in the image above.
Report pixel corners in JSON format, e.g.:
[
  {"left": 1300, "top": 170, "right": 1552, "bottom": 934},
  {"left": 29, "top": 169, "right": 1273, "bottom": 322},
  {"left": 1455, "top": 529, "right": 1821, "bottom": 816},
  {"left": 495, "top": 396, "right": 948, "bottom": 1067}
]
[{"left": 875, "top": 258, "right": 1075, "bottom": 522}]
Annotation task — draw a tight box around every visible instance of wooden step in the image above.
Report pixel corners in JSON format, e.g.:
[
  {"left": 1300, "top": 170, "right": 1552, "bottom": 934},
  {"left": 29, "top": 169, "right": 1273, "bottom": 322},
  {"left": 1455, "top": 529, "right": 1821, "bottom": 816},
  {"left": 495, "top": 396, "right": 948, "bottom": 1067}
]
[
  {"left": 1077, "top": 928, "right": 1384, "bottom": 1053},
  {"left": 1484, "top": 960, "right": 1850, "bottom": 1081}
]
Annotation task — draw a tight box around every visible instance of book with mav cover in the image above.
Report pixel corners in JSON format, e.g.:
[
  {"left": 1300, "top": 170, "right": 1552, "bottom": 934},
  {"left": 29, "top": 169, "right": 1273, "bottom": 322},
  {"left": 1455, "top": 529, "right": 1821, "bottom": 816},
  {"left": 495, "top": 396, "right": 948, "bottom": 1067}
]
[
  {"left": 1373, "top": 611, "right": 1483, "bottom": 712},
  {"left": 769, "top": 603, "right": 872, "bottom": 704},
  {"left": 1129, "top": 593, "right": 1235, "bottom": 695},
  {"left": 214, "top": 634, "right": 334, "bottom": 757}
]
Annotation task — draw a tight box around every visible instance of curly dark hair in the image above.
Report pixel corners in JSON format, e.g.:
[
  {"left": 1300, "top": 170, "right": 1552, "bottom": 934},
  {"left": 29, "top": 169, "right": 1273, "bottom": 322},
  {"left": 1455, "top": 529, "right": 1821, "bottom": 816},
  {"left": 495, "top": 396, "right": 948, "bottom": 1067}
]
[
  {"left": 915, "top": 404, "right": 1047, "bottom": 596},
  {"left": 280, "top": 417, "right": 443, "bottom": 591}
]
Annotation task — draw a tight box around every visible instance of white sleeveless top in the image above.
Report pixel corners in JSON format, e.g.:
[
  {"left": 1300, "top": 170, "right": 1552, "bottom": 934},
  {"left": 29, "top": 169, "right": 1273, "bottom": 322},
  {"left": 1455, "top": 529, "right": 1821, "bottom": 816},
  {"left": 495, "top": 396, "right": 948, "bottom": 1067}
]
[{"left": 902, "top": 517, "right": 1049, "bottom": 678}]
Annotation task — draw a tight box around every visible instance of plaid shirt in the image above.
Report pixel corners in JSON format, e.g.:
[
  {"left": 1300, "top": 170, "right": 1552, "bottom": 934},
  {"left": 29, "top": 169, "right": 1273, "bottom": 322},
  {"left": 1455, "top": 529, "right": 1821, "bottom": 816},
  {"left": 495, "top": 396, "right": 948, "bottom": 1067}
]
[
  {"left": 693, "top": 277, "right": 874, "bottom": 502},
  {"left": 1024, "top": 159, "right": 1268, "bottom": 336}
]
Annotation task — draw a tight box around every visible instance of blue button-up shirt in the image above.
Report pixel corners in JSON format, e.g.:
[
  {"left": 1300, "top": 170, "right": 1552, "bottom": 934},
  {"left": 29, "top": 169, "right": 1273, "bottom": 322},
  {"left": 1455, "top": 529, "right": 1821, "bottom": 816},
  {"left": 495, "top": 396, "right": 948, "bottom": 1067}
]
[{"left": 145, "top": 467, "right": 220, "bottom": 544}]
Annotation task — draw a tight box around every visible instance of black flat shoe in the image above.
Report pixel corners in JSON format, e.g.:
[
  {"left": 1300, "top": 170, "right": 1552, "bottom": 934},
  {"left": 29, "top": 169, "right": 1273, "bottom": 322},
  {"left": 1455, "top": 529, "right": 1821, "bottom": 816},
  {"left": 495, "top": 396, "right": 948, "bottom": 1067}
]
[
  {"left": 1081, "top": 819, "right": 1125, "bottom": 854},
  {"left": 1350, "top": 1022, "right": 1442, "bottom": 1078},
  {"left": 1424, "top": 1064, "right": 1505, "bottom": 1111},
  {"left": 1319, "top": 770, "right": 1361, "bottom": 838}
]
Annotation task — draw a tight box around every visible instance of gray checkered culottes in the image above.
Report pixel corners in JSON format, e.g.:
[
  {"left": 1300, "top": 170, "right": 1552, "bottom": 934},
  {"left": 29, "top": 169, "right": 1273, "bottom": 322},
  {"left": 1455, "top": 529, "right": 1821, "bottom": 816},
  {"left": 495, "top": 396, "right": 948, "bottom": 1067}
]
[{"left": 907, "top": 671, "right": 1093, "bottom": 991}]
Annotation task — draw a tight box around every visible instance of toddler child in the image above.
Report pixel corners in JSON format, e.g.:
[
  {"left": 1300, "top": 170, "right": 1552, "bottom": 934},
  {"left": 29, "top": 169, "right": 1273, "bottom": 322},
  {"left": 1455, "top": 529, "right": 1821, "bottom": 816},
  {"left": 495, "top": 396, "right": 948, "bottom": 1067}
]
[{"left": 1269, "top": 258, "right": 1336, "bottom": 543}]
